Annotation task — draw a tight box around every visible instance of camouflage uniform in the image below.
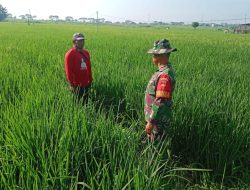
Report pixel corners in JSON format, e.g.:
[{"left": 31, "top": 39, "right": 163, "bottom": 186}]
[
  {"left": 144, "top": 63, "right": 176, "bottom": 139},
  {"left": 145, "top": 39, "right": 177, "bottom": 140}
]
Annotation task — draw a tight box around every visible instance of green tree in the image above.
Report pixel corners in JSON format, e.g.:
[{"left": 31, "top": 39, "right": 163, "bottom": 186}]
[
  {"left": 19, "top": 15, "right": 25, "bottom": 20},
  {"left": 0, "top": 4, "right": 8, "bottom": 21},
  {"left": 192, "top": 22, "right": 199, "bottom": 29}
]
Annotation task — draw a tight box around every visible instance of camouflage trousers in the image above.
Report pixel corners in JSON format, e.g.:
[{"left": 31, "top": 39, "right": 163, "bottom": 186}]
[{"left": 149, "top": 117, "right": 171, "bottom": 142}]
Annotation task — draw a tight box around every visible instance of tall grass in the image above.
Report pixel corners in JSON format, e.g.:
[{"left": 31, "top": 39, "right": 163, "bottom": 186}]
[{"left": 0, "top": 22, "right": 249, "bottom": 189}]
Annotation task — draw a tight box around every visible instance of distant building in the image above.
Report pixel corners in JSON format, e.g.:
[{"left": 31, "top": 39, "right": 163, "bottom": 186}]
[
  {"left": 124, "top": 20, "right": 136, "bottom": 25},
  {"left": 210, "top": 23, "right": 222, "bottom": 27},
  {"left": 170, "top": 22, "right": 184, "bottom": 25},
  {"left": 234, "top": 23, "right": 250, "bottom": 34},
  {"left": 105, "top": 21, "right": 112, "bottom": 24},
  {"left": 78, "top": 17, "right": 87, "bottom": 22}
]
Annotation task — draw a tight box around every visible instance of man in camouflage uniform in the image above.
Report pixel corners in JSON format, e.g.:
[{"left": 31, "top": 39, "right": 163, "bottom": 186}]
[{"left": 144, "top": 39, "right": 177, "bottom": 141}]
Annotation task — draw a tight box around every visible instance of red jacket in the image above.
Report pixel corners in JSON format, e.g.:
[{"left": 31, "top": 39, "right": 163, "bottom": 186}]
[{"left": 64, "top": 48, "right": 93, "bottom": 87}]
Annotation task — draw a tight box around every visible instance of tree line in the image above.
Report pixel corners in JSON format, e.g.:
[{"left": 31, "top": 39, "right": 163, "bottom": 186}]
[{"left": 0, "top": 4, "right": 8, "bottom": 21}]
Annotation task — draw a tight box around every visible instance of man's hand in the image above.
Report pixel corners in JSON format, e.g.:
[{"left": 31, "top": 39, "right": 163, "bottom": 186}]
[
  {"left": 145, "top": 122, "right": 155, "bottom": 135},
  {"left": 69, "top": 85, "right": 75, "bottom": 91}
]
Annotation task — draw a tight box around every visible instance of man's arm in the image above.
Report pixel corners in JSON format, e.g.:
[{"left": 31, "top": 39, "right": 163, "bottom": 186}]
[
  {"left": 64, "top": 52, "right": 75, "bottom": 85},
  {"left": 145, "top": 74, "right": 172, "bottom": 133}
]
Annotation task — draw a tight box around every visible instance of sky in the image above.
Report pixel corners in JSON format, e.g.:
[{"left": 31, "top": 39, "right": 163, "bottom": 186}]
[{"left": 1, "top": 0, "right": 250, "bottom": 24}]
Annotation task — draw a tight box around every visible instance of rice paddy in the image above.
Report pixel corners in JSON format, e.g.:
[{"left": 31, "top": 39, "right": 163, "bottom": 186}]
[{"left": 0, "top": 22, "right": 249, "bottom": 189}]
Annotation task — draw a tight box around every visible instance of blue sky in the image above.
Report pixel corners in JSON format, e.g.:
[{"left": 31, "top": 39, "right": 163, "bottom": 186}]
[{"left": 1, "top": 0, "right": 250, "bottom": 23}]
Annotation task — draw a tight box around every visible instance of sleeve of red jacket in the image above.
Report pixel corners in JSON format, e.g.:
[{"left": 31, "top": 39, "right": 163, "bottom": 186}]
[
  {"left": 85, "top": 51, "right": 93, "bottom": 82},
  {"left": 149, "top": 74, "right": 172, "bottom": 123},
  {"left": 64, "top": 52, "right": 74, "bottom": 85}
]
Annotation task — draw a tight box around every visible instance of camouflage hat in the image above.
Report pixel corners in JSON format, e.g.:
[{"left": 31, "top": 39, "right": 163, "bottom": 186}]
[
  {"left": 72, "top": 33, "right": 85, "bottom": 41},
  {"left": 147, "top": 39, "right": 177, "bottom": 54}
]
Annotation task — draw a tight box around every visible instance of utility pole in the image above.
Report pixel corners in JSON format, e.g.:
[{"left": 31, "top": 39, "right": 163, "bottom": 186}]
[
  {"left": 245, "top": 14, "right": 247, "bottom": 32},
  {"left": 96, "top": 11, "right": 99, "bottom": 32},
  {"left": 27, "top": 9, "right": 31, "bottom": 25},
  {"left": 28, "top": 9, "right": 33, "bottom": 25},
  {"left": 147, "top": 13, "right": 151, "bottom": 24}
]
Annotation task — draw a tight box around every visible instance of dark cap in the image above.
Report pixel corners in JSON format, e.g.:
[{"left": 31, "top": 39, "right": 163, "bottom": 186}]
[{"left": 72, "top": 33, "right": 85, "bottom": 41}]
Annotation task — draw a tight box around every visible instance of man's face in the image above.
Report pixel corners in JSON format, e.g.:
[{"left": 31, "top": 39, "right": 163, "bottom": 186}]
[
  {"left": 152, "top": 54, "right": 168, "bottom": 65},
  {"left": 152, "top": 54, "right": 161, "bottom": 64},
  {"left": 74, "top": 39, "right": 84, "bottom": 49}
]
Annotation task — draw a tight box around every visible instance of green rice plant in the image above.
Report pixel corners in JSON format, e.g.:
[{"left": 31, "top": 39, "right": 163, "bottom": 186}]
[{"left": 0, "top": 22, "right": 249, "bottom": 189}]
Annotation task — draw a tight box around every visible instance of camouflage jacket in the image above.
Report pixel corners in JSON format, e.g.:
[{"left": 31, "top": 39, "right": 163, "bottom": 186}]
[{"left": 144, "top": 63, "right": 176, "bottom": 124}]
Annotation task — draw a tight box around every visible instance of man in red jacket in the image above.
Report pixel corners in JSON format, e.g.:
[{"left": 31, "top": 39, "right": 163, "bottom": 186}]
[{"left": 65, "top": 33, "right": 93, "bottom": 104}]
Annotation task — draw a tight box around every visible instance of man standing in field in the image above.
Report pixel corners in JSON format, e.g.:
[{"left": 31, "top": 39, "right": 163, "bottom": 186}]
[
  {"left": 64, "top": 33, "right": 93, "bottom": 104},
  {"left": 144, "top": 39, "right": 177, "bottom": 142}
]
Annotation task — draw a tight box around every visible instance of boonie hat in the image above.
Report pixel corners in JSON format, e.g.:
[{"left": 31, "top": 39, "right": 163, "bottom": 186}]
[
  {"left": 73, "top": 33, "right": 85, "bottom": 41},
  {"left": 147, "top": 39, "right": 177, "bottom": 54}
]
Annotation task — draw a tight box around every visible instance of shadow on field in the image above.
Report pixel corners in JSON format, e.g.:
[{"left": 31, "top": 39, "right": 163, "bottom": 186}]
[{"left": 91, "top": 81, "right": 132, "bottom": 125}]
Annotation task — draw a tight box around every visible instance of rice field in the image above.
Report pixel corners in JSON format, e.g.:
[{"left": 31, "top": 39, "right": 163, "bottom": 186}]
[{"left": 0, "top": 22, "right": 250, "bottom": 189}]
